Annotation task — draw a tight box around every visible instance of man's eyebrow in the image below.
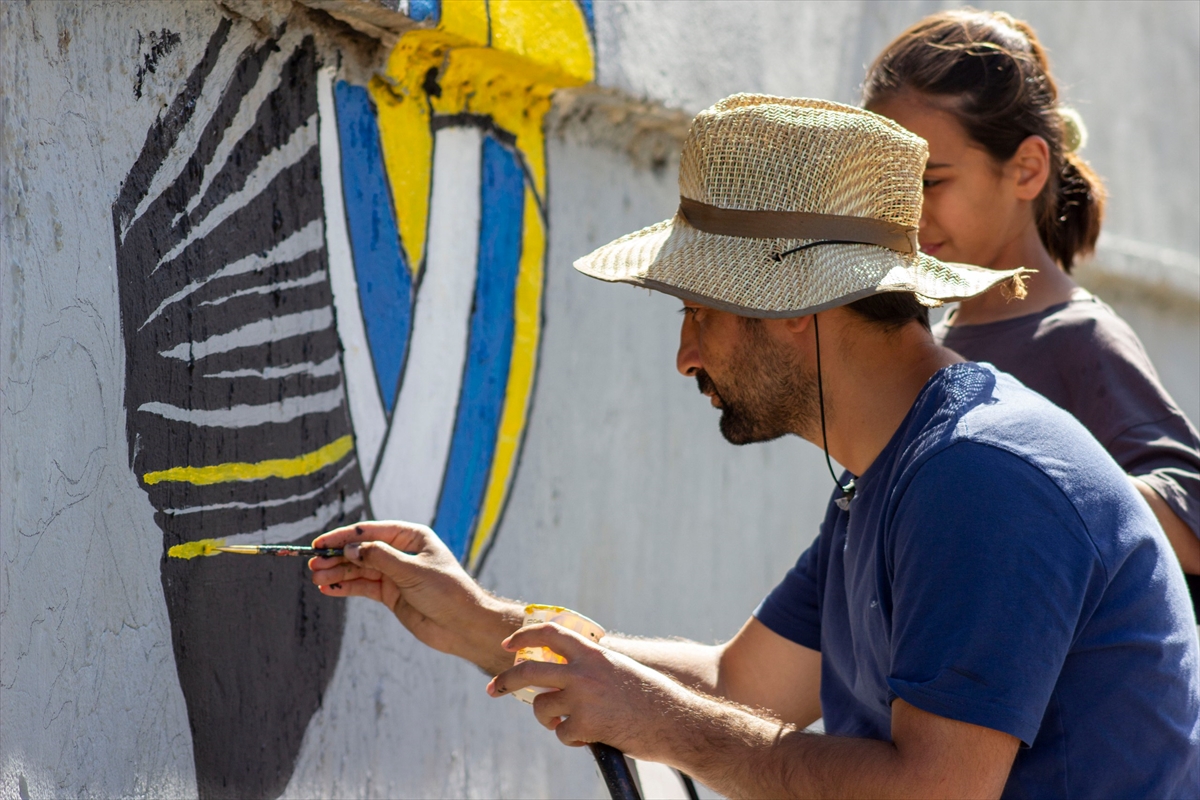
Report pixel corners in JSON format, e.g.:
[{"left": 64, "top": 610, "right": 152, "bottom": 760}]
[{"left": 925, "top": 161, "right": 953, "bottom": 169}]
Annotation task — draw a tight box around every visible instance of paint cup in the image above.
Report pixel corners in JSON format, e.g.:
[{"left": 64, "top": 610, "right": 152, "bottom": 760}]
[{"left": 512, "top": 604, "right": 605, "bottom": 704}]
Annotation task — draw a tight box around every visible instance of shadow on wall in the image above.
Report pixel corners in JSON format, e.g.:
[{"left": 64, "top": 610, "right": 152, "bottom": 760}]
[{"left": 110, "top": 2, "right": 594, "bottom": 797}]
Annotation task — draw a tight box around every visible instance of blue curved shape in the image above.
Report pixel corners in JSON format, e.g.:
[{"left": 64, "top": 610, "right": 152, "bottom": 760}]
[
  {"left": 408, "top": 0, "right": 440, "bottom": 23},
  {"left": 333, "top": 81, "right": 413, "bottom": 414},
  {"left": 434, "top": 134, "right": 524, "bottom": 560}
]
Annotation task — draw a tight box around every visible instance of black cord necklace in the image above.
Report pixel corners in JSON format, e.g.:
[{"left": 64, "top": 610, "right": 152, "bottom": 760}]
[{"left": 813, "top": 314, "right": 856, "bottom": 511}]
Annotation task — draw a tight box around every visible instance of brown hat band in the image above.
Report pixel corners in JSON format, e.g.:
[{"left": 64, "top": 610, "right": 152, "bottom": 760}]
[{"left": 679, "top": 197, "right": 918, "bottom": 254}]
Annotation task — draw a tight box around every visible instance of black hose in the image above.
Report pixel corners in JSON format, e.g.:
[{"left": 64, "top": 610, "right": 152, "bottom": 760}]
[{"left": 588, "top": 742, "right": 643, "bottom": 800}]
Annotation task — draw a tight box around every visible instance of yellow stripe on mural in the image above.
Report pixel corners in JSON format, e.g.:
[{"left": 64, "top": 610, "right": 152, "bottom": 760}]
[
  {"left": 469, "top": 186, "right": 545, "bottom": 570},
  {"left": 143, "top": 435, "right": 354, "bottom": 486}
]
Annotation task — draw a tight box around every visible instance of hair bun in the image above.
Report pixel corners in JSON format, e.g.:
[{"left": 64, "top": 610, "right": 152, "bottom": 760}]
[{"left": 1058, "top": 106, "right": 1088, "bottom": 153}]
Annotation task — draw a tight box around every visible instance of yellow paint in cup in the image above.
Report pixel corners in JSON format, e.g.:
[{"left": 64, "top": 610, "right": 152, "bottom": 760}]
[{"left": 512, "top": 604, "right": 605, "bottom": 704}]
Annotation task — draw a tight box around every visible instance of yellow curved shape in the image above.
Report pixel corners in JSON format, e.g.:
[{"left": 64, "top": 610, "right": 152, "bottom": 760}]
[
  {"left": 371, "top": 74, "right": 433, "bottom": 276},
  {"left": 143, "top": 435, "right": 354, "bottom": 486},
  {"left": 439, "top": 0, "right": 490, "bottom": 46},
  {"left": 489, "top": 0, "right": 594, "bottom": 84}
]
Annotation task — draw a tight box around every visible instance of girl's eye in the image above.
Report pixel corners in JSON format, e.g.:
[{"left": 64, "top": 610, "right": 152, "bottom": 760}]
[{"left": 922, "top": 179, "right": 944, "bottom": 189}]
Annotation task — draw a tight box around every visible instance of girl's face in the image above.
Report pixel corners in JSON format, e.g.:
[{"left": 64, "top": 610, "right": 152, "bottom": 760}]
[{"left": 869, "top": 92, "right": 1042, "bottom": 269}]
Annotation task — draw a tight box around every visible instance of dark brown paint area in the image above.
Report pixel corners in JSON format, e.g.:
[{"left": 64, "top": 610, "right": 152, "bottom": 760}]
[
  {"left": 162, "top": 541, "right": 343, "bottom": 799},
  {"left": 114, "top": 21, "right": 358, "bottom": 798}
]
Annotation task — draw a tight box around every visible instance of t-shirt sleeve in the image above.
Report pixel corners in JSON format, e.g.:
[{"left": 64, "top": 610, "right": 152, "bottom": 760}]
[
  {"left": 1110, "top": 419, "right": 1200, "bottom": 539},
  {"left": 884, "top": 442, "right": 1105, "bottom": 746},
  {"left": 754, "top": 502, "right": 840, "bottom": 652},
  {"left": 1050, "top": 307, "right": 1200, "bottom": 539}
]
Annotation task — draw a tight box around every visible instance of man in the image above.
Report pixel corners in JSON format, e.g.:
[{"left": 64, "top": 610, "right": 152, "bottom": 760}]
[{"left": 310, "top": 96, "right": 1200, "bottom": 798}]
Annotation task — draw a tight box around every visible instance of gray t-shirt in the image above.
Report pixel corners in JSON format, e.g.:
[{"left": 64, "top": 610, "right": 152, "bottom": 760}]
[{"left": 934, "top": 295, "right": 1200, "bottom": 544}]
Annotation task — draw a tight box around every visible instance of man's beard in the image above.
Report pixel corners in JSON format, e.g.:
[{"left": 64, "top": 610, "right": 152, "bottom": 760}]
[{"left": 696, "top": 320, "right": 821, "bottom": 445}]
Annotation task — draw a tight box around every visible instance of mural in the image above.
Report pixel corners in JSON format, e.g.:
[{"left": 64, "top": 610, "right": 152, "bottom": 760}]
[
  {"left": 325, "top": 0, "right": 594, "bottom": 568},
  {"left": 111, "top": 1, "right": 594, "bottom": 797}
]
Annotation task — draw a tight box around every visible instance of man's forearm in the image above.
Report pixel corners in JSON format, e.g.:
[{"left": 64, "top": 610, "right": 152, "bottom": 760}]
[
  {"left": 651, "top": 693, "right": 1014, "bottom": 800},
  {"left": 658, "top": 693, "right": 890, "bottom": 799},
  {"left": 604, "top": 634, "right": 723, "bottom": 695}
]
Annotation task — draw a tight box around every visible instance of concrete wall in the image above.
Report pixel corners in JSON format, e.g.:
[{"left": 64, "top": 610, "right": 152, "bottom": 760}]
[{"left": 2, "top": 2, "right": 1196, "bottom": 799}]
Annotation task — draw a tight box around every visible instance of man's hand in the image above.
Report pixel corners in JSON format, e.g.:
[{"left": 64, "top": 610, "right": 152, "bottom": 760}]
[
  {"left": 489, "top": 625, "right": 1019, "bottom": 799},
  {"left": 487, "top": 622, "right": 695, "bottom": 762},
  {"left": 309, "top": 522, "right": 522, "bottom": 674}
]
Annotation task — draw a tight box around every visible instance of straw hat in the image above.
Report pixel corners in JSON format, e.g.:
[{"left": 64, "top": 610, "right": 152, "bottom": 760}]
[{"left": 573, "top": 94, "right": 1026, "bottom": 318}]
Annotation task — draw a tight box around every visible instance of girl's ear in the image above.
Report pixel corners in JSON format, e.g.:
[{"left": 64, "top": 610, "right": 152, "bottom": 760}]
[{"left": 1011, "top": 134, "right": 1051, "bottom": 201}]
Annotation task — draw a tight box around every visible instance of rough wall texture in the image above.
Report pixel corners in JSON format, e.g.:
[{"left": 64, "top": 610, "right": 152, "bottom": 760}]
[{"left": 2, "top": 2, "right": 1197, "bottom": 799}]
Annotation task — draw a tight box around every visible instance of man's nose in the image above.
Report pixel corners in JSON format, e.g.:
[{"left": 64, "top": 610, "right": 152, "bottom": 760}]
[{"left": 677, "top": 316, "right": 700, "bottom": 377}]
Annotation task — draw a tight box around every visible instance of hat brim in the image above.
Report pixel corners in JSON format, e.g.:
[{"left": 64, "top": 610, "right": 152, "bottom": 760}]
[{"left": 573, "top": 211, "right": 1025, "bottom": 318}]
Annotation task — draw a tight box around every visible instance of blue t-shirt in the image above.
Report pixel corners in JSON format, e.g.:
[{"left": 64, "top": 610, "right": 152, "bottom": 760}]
[{"left": 756, "top": 363, "right": 1200, "bottom": 799}]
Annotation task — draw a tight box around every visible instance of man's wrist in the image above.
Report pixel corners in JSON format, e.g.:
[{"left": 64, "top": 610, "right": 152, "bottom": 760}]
[{"left": 457, "top": 590, "right": 525, "bottom": 675}]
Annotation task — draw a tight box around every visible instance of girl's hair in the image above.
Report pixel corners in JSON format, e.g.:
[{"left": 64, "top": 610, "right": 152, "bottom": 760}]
[{"left": 863, "top": 8, "right": 1105, "bottom": 271}]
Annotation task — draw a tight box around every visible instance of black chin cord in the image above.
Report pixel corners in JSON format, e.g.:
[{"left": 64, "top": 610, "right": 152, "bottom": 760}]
[{"left": 813, "top": 314, "right": 856, "bottom": 511}]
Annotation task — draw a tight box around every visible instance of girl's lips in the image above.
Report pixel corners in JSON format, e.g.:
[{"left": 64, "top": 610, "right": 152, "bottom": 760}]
[{"left": 920, "top": 242, "right": 944, "bottom": 256}]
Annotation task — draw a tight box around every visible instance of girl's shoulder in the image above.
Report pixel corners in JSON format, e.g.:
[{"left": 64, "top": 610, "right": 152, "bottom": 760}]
[{"left": 1033, "top": 294, "right": 1158, "bottom": 376}]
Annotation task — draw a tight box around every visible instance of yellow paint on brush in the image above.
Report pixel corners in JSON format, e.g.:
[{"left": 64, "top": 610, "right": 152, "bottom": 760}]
[
  {"left": 168, "top": 538, "right": 226, "bottom": 559},
  {"left": 468, "top": 186, "right": 544, "bottom": 571},
  {"left": 143, "top": 435, "right": 354, "bottom": 486}
]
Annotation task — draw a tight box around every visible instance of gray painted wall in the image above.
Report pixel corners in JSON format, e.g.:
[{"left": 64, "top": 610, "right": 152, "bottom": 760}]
[{"left": 2, "top": 2, "right": 1197, "bottom": 798}]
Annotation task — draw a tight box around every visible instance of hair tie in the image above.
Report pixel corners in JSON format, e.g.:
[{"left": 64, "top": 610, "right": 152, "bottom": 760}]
[{"left": 1058, "top": 106, "right": 1088, "bottom": 153}]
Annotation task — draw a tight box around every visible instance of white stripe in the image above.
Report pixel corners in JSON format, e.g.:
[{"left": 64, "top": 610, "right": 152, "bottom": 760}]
[
  {"left": 153, "top": 112, "right": 319, "bottom": 274},
  {"left": 141, "top": 219, "right": 324, "bottom": 329},
  {"left": 370, "top": 126, "right": 482, "bottom": 523},
  {"left": 159, "top": 307, "right": 332, "bottom": 361},
  {"left": 162, "top": 459, "right": 357, "bottom": 515},
  {"left": 318, "top": 66, "right": 388, "bottom": 481},
  {"left": 138, "top": 386, "right": 345, "bottom": 428},
  {"left": 220, "top": 491, "right": 364, "bottom": 546},
  {"left": 198, "top": 269, "right": 327, "bottom": 309},
  {"left": 204, "top": 353, "right": 342, "bottom": 380},
  {"left": 171, "top": 39, "right": 297, "bottom": 228},
  {"left": 119, "top": 24, "right": 275, "bottom": 240}
]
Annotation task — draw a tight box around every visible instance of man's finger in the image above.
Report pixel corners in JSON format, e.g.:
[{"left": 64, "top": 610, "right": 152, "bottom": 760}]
[
  {"left": 309, "top": 562, "right": 381, "bottom": 587},
  {"left": 532, "top": 689, "right": 573, "bottom": 730},
  {"left": 312, "top": 520, "right": 434, "bottom": 553},
  {"left": 316, "top": 577, "right": 382, "bottom": 603},
  {"left": 340, "top": 540, "right": 426, "bottom": 588},
  {"left": 554, "top": 716, "right": 589, "bottom": 748},
  {"left": 502, "top": 622, "right": 596, "bottom": 662},
  {"left": 488, "top": 659, "right": 571, "bottom": 697}
]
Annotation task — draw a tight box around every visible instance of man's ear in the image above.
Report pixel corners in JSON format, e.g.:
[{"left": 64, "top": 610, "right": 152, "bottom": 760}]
[
  {"left": 1011, "top": 135, "right": 1051, "bottom": 201},
  {"left": 783, "top": 314, "right": 813, "bottom": 334}
]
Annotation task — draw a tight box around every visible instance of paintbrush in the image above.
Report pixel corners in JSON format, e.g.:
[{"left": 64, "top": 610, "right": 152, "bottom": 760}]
[{"left": 168, "top": 538, "right": 343, "bottom": 560}]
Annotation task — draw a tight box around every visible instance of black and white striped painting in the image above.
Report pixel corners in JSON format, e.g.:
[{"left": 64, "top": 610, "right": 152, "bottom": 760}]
[{"left": 113, "top": 20, "right": 357, "bottom": 799}]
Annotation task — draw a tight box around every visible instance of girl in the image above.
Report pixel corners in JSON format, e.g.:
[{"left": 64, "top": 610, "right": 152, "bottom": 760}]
[{"left": 863, "top": 9, "right": 1200, "bottom": 613}]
